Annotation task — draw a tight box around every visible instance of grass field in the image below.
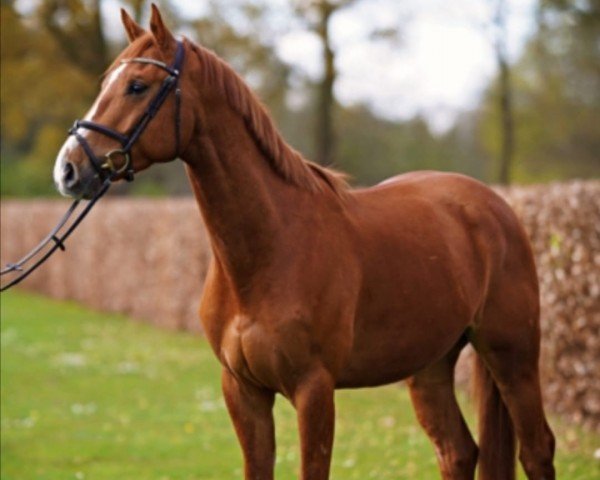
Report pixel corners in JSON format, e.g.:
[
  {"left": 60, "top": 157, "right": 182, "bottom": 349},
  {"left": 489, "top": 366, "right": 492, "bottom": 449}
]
[{"left": 1, "top": 291, "right": 598, "bottom": 479}]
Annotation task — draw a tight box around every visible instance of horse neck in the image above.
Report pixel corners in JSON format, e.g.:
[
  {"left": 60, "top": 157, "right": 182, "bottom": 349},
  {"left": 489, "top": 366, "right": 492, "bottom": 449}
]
[{"left": 182, "top": 98, "right": 300, "bottom": 290}]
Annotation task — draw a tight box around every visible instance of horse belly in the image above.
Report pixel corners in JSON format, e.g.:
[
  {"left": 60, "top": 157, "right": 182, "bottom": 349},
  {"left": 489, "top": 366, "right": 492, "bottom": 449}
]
[
  {"left": 336, "top": 313, "right": 467, "bottom": 388},
  {"left": 336, "top": 258, "right": 473, "bottom": 388}
]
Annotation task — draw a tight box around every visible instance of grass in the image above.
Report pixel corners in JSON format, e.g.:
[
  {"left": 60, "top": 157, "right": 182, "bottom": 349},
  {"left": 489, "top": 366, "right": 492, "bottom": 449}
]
[{"left": 1, "top": 291, "right": 598, "bottom": 479}]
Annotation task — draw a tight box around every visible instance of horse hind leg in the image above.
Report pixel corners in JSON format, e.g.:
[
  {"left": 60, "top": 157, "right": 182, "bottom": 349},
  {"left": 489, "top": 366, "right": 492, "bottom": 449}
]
[
  {"left": 472, "top": 285, "right": 555, "bottom": 480},
  {"left": 407, "top": 337, "right": 478, "bottom": 480}
]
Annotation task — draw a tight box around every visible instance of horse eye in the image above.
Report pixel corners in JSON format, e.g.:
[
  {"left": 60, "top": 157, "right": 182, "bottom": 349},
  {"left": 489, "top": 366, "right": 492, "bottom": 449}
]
[{"left": 127, "top": 81, "right": 148, "bottom": 96}]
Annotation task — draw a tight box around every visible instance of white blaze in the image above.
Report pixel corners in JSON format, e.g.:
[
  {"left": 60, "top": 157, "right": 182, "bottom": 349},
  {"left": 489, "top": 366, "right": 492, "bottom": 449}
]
[{"left": 83, "top": 64, "right": 127, "bottom": 121}]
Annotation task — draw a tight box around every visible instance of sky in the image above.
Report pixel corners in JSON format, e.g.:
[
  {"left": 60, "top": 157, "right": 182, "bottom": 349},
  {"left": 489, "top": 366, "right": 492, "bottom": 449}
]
[{"left": 100, "top": 0, "right": 538, "bottom": 133}]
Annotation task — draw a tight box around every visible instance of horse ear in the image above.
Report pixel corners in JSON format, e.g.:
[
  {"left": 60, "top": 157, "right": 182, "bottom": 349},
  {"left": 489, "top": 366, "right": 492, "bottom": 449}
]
[
  {"left": 120, "top": 8, "right": 145, "bottom": 43},
  {"left": 149, "top": 3, "right": 175, "bottom": 50}
]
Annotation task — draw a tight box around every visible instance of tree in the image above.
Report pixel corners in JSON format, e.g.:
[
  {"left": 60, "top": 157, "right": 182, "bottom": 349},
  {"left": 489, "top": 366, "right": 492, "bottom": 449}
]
[
  {"left": 492, "top": 0, "right": 514, "bottom": 185},
  {"left": 291, "top": 1, "right": 356, "bottom": 165},
  {"left": 0, "top": 1, "right": 100, "bottom": 196},
  {"left": 478, "top": 0, "right": 599, "bottom": 182},
  {"left": 38, "top": 0, "right": 109, "bottom": 76},
  {"left": 188, "top": 1, "right": 291, "bottom": 114}
]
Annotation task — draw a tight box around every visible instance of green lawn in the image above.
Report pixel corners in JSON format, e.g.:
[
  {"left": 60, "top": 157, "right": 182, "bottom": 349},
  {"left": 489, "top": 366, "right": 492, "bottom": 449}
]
[{"left": 1, "top": 291, "right": 598, "bottom": 479}]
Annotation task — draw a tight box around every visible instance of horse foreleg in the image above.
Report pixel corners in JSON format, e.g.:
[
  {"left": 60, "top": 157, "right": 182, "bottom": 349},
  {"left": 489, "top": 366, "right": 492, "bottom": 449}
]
[
  {"left": 293, "top": 369, "right": 336, "bottom": 480},
  {"left": 407, "top": 340, "right": 478, "bottom": 480},
  {"left": 222, "top": 369, "right": 276, "bottom": 480}
]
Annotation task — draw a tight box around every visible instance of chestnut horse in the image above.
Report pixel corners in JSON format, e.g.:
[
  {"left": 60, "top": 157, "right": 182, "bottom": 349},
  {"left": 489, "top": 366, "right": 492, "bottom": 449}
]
[{"left": 53, "top": 6, "right": 555, "bottom": 480}]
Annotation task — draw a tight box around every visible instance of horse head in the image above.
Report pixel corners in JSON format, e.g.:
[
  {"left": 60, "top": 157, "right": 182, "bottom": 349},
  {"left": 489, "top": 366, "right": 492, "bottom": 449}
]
[{"left": 53, "top": 5, "right": 193, "bottom": 199}]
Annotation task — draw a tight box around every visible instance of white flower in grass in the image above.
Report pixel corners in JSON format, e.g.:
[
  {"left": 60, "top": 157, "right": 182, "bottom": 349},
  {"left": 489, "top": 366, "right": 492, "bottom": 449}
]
[
  {"left": 70, "top": 403, "right": 97, "bottom": 416},
  {"left": 55, "top": 352, "right": 87, "bottom": 367},
  {"left": 116, "top": 361, "right": 140, "bottom": 374}
]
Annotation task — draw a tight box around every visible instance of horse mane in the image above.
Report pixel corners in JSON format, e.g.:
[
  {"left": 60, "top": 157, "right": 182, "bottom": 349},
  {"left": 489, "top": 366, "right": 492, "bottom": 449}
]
[{"left": 187, "top": 41, "right": 349, "bottom": 197}]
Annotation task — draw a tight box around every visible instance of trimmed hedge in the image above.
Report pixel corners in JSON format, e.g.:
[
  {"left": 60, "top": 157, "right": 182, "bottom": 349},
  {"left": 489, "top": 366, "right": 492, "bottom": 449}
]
[{"left": 1, "top": 180, "right": 598, "bottom": 430}]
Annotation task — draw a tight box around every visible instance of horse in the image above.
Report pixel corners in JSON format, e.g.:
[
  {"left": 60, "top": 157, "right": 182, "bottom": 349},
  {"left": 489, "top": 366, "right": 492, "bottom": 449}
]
[{"left": 52, "top": 6, "right": 555, "bottom": 479}]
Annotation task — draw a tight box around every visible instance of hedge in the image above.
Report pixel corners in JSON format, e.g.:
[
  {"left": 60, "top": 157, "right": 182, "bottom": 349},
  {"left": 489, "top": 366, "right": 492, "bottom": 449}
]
[{"left": 1, "top": 180, "right": 598, "bottom": 430}]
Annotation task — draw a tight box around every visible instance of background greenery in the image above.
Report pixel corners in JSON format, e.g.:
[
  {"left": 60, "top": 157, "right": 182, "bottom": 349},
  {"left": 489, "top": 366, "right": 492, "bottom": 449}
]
[
  {"left": 1, "top": 291, "right": 598, "bottom": 479},
  {"left": 1, "top": 0, "right": 598, "bottom": 197}
]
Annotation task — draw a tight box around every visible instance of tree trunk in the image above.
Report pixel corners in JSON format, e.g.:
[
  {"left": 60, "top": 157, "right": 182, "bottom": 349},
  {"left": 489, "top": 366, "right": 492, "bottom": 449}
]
[
  {"left": 497, "top": 53, "right": 514, "bottom": 184},
  {"left": 494, "top": 0, "right": 514, "bottom": 185},
  {"left": 40, "top": 0, "right": 108, "bottom": 76},
  {"left": 315, "top": 1, "right": 336, "bottom": 166},
  {"left": 130, "top": 0, "right": 144, "bottom": 23}
]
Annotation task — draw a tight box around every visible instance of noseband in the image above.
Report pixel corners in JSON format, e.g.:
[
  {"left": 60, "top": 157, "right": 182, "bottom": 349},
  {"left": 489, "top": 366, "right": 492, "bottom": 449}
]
[{"left": 69, "top": 40, "right": 185, "bottom": 181}]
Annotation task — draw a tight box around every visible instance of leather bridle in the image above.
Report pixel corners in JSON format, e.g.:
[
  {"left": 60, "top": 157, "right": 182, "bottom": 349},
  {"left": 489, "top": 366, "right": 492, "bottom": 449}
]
[
  {"left": 0, "top": 40, "right": 186, "bottom": 292},
  {"left": 69, "top": 40, "right": 185, "bottom": 181}
]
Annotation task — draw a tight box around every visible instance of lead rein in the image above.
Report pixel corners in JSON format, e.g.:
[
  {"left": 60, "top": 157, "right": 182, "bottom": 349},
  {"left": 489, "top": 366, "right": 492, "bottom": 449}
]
[{"left": 0, "top": 180, "right": 111, "bottom": 292}]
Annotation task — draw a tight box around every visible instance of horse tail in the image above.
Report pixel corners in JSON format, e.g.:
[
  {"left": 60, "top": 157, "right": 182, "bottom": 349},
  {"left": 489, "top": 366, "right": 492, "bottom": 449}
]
[{"left": 473, "top": 354, "right": 516, "bottom": 480}]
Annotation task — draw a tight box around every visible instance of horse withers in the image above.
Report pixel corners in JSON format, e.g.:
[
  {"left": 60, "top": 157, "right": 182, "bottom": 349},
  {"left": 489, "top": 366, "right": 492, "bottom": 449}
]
[{"left": 53, "top": 6, "right": 555, "bottom": 480}]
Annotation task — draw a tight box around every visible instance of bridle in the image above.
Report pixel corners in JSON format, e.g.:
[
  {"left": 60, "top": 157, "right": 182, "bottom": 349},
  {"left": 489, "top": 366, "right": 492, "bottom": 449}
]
[
  {"left": 69, "top": 40, "right": 185, "bottom": 182},
  {"left": 0, "top": 40, "right": 185, "bottom": 292}
]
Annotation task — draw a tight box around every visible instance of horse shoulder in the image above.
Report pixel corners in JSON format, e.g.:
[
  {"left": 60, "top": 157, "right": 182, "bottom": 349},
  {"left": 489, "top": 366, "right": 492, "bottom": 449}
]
[{"left": 198, "top": 259, "right": 239, "bottom": 355}]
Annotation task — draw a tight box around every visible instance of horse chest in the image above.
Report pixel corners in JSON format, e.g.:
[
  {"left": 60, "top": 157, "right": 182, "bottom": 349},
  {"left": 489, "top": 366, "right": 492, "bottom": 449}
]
[
  {"left": 217, "top": 315, "right": 279, "bottom": 389},
  {"left": 205, "top": 310, "right": 315, "bottom": 395}
]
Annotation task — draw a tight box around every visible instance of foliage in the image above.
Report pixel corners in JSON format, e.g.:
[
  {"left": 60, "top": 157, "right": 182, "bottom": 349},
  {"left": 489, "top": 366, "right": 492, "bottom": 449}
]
[
  {"left": 1, "top": 0, "right": 598, "bottom": 198},
  {"left": 1, "top": 291, "right": 598, "bottom": 479},
  {"left": 479, "top": 0, "right": 600, "bottom": 182},
  {"left": 336, "top": 105, "right": 489, "bottom": 185},
  {"left": 0, "top": 2, "right": 100, "bottom": 196},
  {"left": 189, "top": 1, "right": 291, "bottom": 107},
  {"left": 38, "top": 0, "right": 108, "bottom": 75}
]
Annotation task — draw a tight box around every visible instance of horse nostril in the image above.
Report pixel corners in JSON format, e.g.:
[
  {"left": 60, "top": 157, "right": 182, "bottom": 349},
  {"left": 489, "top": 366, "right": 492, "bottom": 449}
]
[{"left": 62, "top": 162, "right": 79, "bottom": 188}]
